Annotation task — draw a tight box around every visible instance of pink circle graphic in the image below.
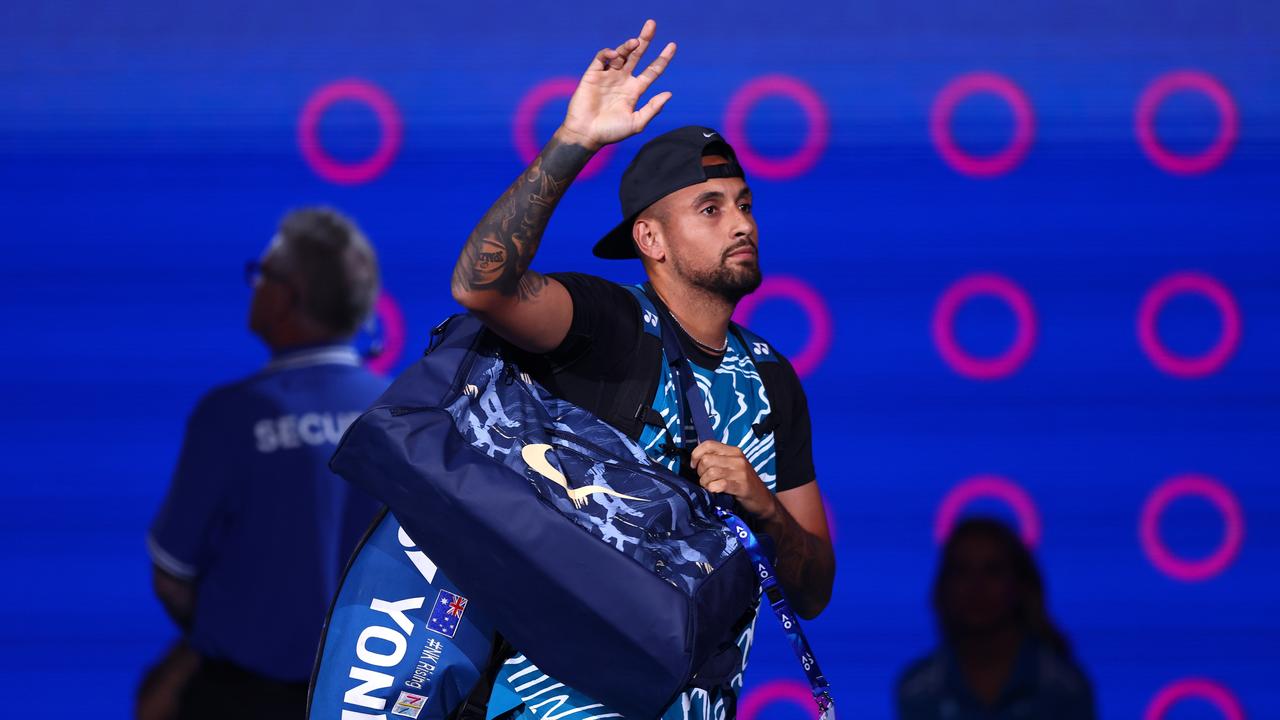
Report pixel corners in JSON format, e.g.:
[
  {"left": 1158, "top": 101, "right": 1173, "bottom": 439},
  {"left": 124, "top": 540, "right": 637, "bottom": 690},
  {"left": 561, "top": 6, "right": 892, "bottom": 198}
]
[
  {"left": 935, "top": 475, "right": 1041, "bottom": 548},
  {"left": 1136, "top": 70, "right": 1238, "bottom": 176},
  {"left": 733, "top": 275, "right": 833, "bottom": 378},
  {"left": 930, "top": 72, "right": 1035, "bottom": 178},
  {"left": 723, "top": 74, "right": 830, "bottom": 181},
  {"left": 740, "top": 679, "right": 821, "bottom": 720},
  {"left": 1137, "top": 271, "right": 1241, "bottom": 379},
  {"left": 1140, "top": 474, "right": 1244, "bottom": 582},
  {"left": 513, "top": 78, "right": 617, "bottom": 180},
  {"left": 932, "top": 273, "right": 1037, "bottom": 381},
  {"left": 365, "top": 291, "right": 406, "bottom": 376},
  {"left": 298, "top": 78, "right": 403, "bottom": 185},
  {"left": 1144, "top": 678, "right": 1245, "bottom": 720}
]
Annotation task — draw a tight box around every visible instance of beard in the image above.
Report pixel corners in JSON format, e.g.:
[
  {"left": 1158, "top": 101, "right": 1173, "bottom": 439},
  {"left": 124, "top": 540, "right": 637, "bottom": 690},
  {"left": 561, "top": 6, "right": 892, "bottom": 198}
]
[{"left": 675, "top": 245, "right": 763, "bottom": 304}]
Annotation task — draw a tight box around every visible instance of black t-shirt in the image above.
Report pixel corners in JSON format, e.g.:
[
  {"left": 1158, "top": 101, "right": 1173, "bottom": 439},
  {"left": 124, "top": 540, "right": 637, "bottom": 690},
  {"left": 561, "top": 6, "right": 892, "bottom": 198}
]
[{"left": 519, "top": 272, "right": 816, "bottom": 493}]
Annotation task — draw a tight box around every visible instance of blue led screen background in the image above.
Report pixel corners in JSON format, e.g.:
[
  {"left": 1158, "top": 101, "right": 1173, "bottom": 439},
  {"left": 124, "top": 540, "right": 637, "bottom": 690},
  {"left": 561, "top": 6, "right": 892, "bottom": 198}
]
[{"left": 3, "top": 2, "right": 1279, "bottom": 718}]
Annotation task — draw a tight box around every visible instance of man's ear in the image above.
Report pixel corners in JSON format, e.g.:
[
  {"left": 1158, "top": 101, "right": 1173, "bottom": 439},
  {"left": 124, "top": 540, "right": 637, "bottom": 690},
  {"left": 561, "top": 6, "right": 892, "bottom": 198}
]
[
  {"left": 633, "top": 217, "right": 666, "bottom": 262},
  {"left": 262, "top": 280, "right": 301, "bottom": 329}
]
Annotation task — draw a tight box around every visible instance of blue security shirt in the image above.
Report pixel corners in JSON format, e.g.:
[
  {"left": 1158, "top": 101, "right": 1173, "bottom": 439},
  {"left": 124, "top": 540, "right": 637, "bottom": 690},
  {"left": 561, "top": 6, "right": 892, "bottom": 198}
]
[{"left": 148, "top": 344, "right": 386, "bottom": 681}]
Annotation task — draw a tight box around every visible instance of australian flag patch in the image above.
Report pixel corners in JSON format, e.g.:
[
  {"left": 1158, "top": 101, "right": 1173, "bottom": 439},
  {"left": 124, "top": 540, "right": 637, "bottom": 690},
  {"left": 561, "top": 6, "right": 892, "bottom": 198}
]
[{"left": 426, "top": 589, "right": 468, "bottom": 638}]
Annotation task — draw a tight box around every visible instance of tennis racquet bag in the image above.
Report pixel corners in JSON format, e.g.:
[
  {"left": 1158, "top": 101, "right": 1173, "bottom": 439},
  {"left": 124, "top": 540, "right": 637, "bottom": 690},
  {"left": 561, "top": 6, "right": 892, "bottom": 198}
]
[
  {"left": 326, "top": 314, "right": 757, "bottom": 719},
  {"left": 307, "top": 509, "right": 498, "bottom": 720}
]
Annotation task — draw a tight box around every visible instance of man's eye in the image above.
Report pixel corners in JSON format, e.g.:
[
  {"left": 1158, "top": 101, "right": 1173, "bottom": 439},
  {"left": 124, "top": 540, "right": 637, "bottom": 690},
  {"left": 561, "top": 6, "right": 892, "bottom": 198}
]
[
  {"left": 739, "top": 203, "right": 752, "bottom": 214},
  {"left": 700, "top": 206, "right": 718, "bottom": 216}
]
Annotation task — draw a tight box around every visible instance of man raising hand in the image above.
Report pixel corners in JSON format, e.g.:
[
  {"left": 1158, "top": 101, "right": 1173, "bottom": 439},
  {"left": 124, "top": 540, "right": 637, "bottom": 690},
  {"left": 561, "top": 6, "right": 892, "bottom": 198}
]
[{"left": 453, "top": 19, "right": 834, "bottom": 720}]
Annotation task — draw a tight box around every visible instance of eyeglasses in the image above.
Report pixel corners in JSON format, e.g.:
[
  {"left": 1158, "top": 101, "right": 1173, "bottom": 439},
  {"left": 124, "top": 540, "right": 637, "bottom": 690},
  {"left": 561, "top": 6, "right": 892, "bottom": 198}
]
[{"left": 244, "top": 259, "right": 292, "bottom": 288}]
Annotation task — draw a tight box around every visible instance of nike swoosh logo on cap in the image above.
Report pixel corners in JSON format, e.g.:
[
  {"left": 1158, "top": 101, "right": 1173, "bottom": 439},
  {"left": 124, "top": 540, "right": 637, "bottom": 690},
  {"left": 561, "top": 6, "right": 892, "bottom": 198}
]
[{"left": 703, "top": 132, "right": 717, "bottom": 137}]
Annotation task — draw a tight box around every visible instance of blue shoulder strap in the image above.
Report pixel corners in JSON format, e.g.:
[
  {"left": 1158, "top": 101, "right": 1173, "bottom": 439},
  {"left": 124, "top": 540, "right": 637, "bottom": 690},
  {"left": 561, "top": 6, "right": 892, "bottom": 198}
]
[
  {"left": 626, "top": 283, "right": 835, "bottom": 719},
  {"left": 625, "top": 283, "right": 715, "bottom": 453}
]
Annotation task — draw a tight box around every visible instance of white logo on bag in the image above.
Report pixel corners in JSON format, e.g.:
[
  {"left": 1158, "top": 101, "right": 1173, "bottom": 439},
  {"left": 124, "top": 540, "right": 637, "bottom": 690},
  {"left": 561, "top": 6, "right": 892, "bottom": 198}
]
[
  {"left": 643, "top": 310, "right": 658, "bottom": 327},
  {"left": 522, "top": 444, "right": 644, "bottom": 508},
  {"left": 752, "top": 342, "right": 770, "bottom": 356},
  {"left": 397, "top": 526, "right": 438, "bottom": 583},
  {"left": 342, "top": 596, "right": 425, "bottom": 714}
]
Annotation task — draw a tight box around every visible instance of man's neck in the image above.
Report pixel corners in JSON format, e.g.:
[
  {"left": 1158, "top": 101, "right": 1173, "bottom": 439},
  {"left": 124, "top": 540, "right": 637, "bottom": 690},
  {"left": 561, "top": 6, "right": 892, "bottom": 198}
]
[
  {"left": 263, "top": 324, "right": 350, "bottom": 356},
  {"left": 649, "top": 276, "right": 734, "bottom": 350}
]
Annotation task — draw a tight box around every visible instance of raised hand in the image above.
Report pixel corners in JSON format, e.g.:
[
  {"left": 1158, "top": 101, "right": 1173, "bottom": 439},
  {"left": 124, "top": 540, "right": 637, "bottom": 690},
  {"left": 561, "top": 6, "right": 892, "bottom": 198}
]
[
  {"left": 452, "top": 20, "right": 677, "bottom": 355},
  {"left": 558, "top": 19, "right": 677, "bottom": 151}
]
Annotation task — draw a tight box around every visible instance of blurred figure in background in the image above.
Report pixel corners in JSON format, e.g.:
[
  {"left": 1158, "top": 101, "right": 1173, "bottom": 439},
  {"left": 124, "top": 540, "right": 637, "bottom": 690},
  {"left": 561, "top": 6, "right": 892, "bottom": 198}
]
[
  {"left": 896, "top": 518, "right": 1096, "bottom": 720},
  {"left": 137, "top": 208, "right": 386, "bottom": 720}
]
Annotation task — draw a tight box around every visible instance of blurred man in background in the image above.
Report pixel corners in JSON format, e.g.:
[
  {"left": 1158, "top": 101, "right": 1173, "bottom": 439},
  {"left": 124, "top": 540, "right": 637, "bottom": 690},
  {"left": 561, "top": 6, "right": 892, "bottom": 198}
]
[
  {"left": 897, "top": 517, "right": 1096, "bottom": 720},
  {"left": 138, "top": 207, "right": 386, "bottom": 720}
]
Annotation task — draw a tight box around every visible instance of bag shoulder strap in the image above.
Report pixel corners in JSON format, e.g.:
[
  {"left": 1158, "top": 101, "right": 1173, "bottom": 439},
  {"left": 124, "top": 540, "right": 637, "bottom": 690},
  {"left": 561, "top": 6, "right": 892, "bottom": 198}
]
[
  {"left": 628, "top": 283, "right": 716, "bottom": 451},
  {"left": 623, "top": 284, "right": 681, "bottom": 434},
  {"left": 624, "top": 284, "right": 663, "bottom": 340}
]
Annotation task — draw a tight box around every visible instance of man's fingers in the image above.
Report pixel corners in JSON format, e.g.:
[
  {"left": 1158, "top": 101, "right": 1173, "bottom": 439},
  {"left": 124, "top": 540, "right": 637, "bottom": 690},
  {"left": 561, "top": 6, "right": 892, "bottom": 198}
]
[
  {"left": 690, "top": 440, "right": 729, "bottom": 468},
  {"left": 690, "top": 440, "right": 747, "bottom": 468},
  {"left": 633, "top": 91, "right": 672, "bottom": 131},
  {"left": 613, "top": 37, "right": 640, "bottom": 62},
  {"left": 699, "top": 457, "right": 747, "bottom": 480},
  {"left": 703, "top": 479, "right": 728, "bottom": 494},
  {"left": 589, "top": 47, "right": 622, "bottom": 73},
  {"left": 607, "top": 47, "right": 627, "bottom": 70},
  {"left": 624, "top": 19, "right": 657, "bottom": 72},
  {"left": 698, "top": 466, "right": 727, "bottom": 488},
  {"left": 636, "top": 41, "right": 677, "bottom": 89}
]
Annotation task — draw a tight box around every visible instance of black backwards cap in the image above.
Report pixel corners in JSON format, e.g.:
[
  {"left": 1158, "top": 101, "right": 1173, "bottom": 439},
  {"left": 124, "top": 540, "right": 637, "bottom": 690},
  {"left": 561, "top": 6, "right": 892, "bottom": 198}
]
[{"left": 592, "top": 125, "right": 746, "bottom": 260}]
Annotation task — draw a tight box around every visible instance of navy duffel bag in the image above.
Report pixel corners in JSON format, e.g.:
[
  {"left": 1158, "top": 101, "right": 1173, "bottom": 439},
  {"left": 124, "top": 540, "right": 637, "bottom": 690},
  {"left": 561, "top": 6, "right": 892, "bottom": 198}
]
[{"left": 327, "top": 314, "right": 757, "bottom": 718}]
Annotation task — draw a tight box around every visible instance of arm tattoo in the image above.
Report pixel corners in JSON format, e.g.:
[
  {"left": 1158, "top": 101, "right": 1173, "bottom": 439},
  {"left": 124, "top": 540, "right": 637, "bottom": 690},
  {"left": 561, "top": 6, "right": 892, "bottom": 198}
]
[
  {"left": 452, "top": 136, "right": 593, "bottom": 300},
  {"left": 757, "top": 498, "right": 836, "bottom": 619}
]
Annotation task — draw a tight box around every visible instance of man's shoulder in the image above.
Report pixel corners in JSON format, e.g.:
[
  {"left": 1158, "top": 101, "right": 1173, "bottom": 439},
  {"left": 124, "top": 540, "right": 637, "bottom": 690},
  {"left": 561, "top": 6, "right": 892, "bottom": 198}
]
[
  {"left": 549, "top": 272, "right": 642, "bottom": 307},
  {"left": 896, "top": 648, "right": 949, "bottom": 700},
  {"left": 542, "top": 272, "right": 648, "bottom": 369},
  {"left": 1032, "top": 644, "right": 1093, "bottom": 698},
  {"left": 730, "top": 323, "right": 805, "bottom": 391},
  {"left": 188, "top": 376, "right": 262, "bottom": 421},
  {"left": 193, "top": 362, "right": 384, "bottom": 416}
]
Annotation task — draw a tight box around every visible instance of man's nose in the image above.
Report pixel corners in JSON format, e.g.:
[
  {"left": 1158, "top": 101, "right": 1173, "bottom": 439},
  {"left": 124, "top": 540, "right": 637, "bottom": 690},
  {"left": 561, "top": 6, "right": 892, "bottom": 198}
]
[{"left": 730, "top": 207, "right": 753, "bottom": 238}]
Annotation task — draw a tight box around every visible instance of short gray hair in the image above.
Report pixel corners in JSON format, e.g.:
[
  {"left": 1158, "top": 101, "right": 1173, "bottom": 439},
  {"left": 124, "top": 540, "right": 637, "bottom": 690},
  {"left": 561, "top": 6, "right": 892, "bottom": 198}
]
[{"left": 276, "top": 207, "right": 380, "bottom": 336}]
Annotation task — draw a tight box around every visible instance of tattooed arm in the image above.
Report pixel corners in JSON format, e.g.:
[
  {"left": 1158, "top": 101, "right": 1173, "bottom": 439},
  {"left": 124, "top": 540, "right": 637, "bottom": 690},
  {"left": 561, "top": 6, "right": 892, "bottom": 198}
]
[
  {"left": 449, "top": 132, "right": 591, "bottom": 352},
  {"left": 451, "top": 19, "right": 676, "bottom": 353}
]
